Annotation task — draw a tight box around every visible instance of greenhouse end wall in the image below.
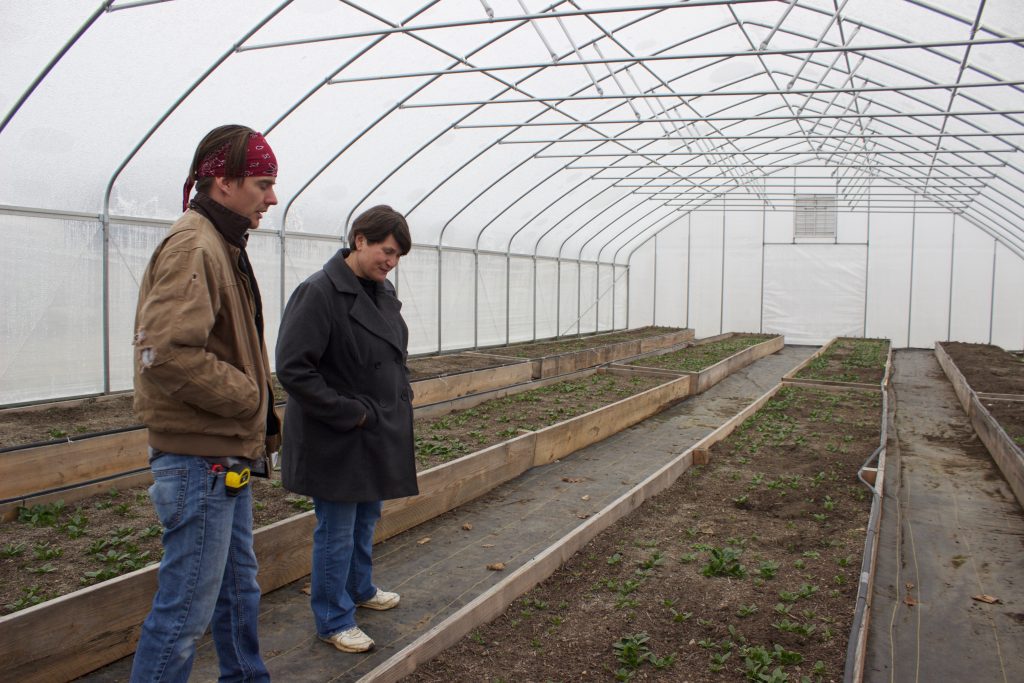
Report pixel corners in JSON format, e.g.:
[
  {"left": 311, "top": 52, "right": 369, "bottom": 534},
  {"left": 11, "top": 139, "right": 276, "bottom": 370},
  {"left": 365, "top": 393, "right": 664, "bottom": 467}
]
[{"left": 632, "top": 205, "right": 1024, "bottom": 349}]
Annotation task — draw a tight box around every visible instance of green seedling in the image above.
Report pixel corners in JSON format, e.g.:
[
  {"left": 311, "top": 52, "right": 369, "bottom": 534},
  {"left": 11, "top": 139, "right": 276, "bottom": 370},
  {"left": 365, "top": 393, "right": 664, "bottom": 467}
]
[
  {"left": 17, "top": 501, "right": 66, "bottom": 527},
  {"left": 285, "top": 496, "right": 314, "bottom": 512},
  {"left": 1, "top": 542, "right": 27, "bottom": 558},
  {"left": 141, "top": 524, "right": 162, "bottom": 538},
  {"left": 679, "top": 552, "right": 698, "bottom": 564},
  {"left": 758, "top": 560, "right": 780, "bottom": 579},
  {"left": 32, "top": 542, "right": 62, "bottom": 561},
  {"left": 794, "top": 559, "right": 806, "bottom": 570},
  {"left": 736, "top": 603, "right": 758, "bottom": 618},
  {"left": 701, "top": 546, "right": 746, "bottom": 578},
  {"left": 670, "top": 608, "right": 692, "bottom": 623},
  {"left": 26, "top": 563, "right": 57, "bottom": 574},
  {"left": 709, "top": 651, "right": 731, "bottom": 672},
  {"left": 5, "top": 586, "right": 45, "bottom": 612}
]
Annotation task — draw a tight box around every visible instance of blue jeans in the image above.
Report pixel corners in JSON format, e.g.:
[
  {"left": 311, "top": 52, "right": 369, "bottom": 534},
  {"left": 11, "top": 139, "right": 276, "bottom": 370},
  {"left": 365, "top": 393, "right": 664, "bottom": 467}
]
[
  {"left": 130, "top": 452, "right": 269, "bottom": 683},
  {"left": 310, "top": 499, "right": 382, "bottom": 637}
]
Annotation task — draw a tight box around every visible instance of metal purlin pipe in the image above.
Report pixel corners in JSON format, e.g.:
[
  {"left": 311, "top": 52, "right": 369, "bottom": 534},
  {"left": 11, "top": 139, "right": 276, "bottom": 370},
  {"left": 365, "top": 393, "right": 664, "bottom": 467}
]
[
  {"left": 468, "top": 10, "right": 925, "bottom": 274},
  {"left": 267, "top": 1, "right": 438, "bottom": 335},
  {"left": 272, "top": 0, "right": 1024, "bottom": 331},
  {"left": 327, "top": 1, "right": 614, "bottom": 349},
  {"left": 785, "top": 0, "right": 854, "bottom": 90},
  {"left": 989, "top": 239, "right": 997, "bottom": 344},
  {"left": 436, "top": 18, "right": 901, "bottom": 270},
  {"left": 606, "top": 54, "right": 1024, "bottom": 265},
  {"left": 0, "top": 0, "right": 115, "bottom": 135},
  {"left": 438, "top": 7, "right": 707, "bottom": 337},
  {"left": 0, "top": 0, "right": 114, "bottom": 390},
  {"left": 924, "top": 0, "right": 988, "bottom": 194},
  {"left": 532, "top": 31, "right": 775, "bottom": 266},
  {"left": 325, "top": 0, "right": 1015, "bottom": 264},
  {"left": 323, "top": 36, "right": 1008, "bottom": 84},
  {"left": 97, "top": 1, "right": 294, "bottom": 394},
  {"left": 271, "top": 0, "right": 500, "bottom": 353},
  {"left": 239, "top": 0, "right": 773, "bottom": 51},
  {"left": 397, "top": 76, "right": 1024, "bottom": 106}
]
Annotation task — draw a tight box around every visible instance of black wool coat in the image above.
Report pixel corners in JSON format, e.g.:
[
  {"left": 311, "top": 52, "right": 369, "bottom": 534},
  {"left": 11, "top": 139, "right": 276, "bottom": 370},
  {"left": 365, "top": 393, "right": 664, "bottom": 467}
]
[{"left": 276, "top": 249, "right": 418, "bottom": 502}]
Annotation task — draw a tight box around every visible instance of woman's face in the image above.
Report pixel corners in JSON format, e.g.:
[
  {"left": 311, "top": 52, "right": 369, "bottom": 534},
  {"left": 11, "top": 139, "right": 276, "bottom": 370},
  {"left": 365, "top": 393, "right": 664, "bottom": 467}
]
[{"left": 348, "top": 234, "right": 402, "bottom": 282}]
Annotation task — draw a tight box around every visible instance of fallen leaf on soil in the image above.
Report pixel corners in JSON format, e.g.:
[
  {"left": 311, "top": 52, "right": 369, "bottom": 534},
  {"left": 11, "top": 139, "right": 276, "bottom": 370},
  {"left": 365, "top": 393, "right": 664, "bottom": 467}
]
[
  {"left": 417, "top": 536, "right": 431, "bottom": 545},
  {"left": 903, "top": 594, "right": 918, "bottom": 607},
  {"left": 300, "top": 583, "right": 311, "bottom": 595},
  {"left": 905, "top": 582, "right": 914, "bottom": 590},
  {"left": 482, "top": 544, "right": 494, "bottom": 548},
  {"left": 462, "top": 523, "right": 473, "bottom": 531},
  {"left": 580, "top": 495, "right": 590, "bottom": 501},
  {"left": 577, "top": 513, "right": 590, "bottom": 519},
  {"left": 561, "top": 477, "right": 583, "bottom": 483},
  {"left": 971, "top": 594, "right": 1001, "bottom": 604},
  {"left": 487, "top": 562, "right": 505, "bottom": 571}
]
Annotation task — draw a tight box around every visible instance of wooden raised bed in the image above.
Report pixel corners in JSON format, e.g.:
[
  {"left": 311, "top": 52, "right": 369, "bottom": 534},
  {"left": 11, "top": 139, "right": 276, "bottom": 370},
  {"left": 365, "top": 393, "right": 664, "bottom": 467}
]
[
  {"left": 365, "top": 371, "right": 891, "bottom": 682},
  {"left": 0, "top": 364, "right": 699, "bottom": 683},
  {"left": 617, "top": 333, "right": 784, "bottom": 394},
  {"left": 934, "top": 343, "right": 1024, "bottom": 508},
  {"left": 783, "top": 336, "right": 891, "bottom": 392},
  {"left": 504, "top": 328, "right": 695, "bottom": 379},
  {"left": 0, "top": 332, "right": 698, "bottom": 516}
]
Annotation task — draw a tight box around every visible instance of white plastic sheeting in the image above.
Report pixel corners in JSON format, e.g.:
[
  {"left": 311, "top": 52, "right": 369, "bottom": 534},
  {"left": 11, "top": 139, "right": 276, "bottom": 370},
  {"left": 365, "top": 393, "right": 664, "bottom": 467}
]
[{"left": 2, "top": 1, "right": 1024, "bottom": 404}]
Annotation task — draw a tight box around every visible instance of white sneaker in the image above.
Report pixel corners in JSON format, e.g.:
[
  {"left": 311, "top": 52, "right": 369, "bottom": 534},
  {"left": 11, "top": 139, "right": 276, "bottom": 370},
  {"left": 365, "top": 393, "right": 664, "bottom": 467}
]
[
  {"left": 357, "top": 588, "right": 400, "bottom": 611},
  {"left": 320, "top": 626, "right": 374, "bottom": 653}
]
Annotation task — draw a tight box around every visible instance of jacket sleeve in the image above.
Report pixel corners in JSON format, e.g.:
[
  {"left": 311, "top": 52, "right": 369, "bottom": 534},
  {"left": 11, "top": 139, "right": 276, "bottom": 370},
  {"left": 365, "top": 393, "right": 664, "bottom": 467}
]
[
  {"left": 275, "top": 280, "right": 378, "bottom": 431},
  {"left": 135, "top": 243, "right": 260, "bottom": 419}
]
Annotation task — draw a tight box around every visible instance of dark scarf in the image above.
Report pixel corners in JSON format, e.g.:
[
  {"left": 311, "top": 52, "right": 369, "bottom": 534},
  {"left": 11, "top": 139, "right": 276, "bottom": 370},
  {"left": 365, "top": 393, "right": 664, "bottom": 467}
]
[{"left": 189, "top": 192, "right": 265, "bottom": 340}]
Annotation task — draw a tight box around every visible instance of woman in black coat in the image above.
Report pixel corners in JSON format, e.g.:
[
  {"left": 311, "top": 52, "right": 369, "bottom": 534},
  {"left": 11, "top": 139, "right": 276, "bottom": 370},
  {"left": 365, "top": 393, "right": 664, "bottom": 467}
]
[{"left": 276, "top": 205, "right": 417, "bottom": 654}]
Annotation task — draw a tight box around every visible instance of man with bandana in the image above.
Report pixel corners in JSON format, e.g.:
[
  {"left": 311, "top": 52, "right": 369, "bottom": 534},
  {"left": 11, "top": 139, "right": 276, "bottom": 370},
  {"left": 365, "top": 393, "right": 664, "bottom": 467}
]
[{"left": 129, "top": 125, "right": 280, "bottom": 683}]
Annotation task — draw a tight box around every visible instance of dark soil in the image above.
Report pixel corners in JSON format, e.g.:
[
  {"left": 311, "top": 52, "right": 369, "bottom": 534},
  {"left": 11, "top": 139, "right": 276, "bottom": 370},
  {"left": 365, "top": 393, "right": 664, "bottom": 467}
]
[
  {"left": 795, "top": 338, "right": 889, "bottom": 384},
  {"left": 0, "top": 372, "right": 669, "bottom": 615},
  {"left": 941, "top": 342, "right": 1024, "bottom": 450},
  {"left": 487, "top": 326, "right": 682, "bottom": 359},
  {"left": 629, "top": 334, "right": 774, "bottom": 373},
  {"left": 983, "top": 400, "right": 1024, "bottom": 445},
  {"left": 406, "top": 353, "right": 520, "bottom": 381},
  {"left": 0, "top": 327, "right": 680, "bottom": 450},
  {"left": 941, "top": 342, "right": 1024, "bottom": 395},
  {"left": 409, "top": 385, "right": 881, "bottom": 683},
  {"left": 0, "top": 476, "right": 302, "bottom": 615}
]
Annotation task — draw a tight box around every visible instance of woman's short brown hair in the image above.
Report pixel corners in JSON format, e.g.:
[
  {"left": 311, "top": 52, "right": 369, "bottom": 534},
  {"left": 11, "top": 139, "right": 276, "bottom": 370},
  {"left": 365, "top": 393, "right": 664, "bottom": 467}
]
[{"left": 348, "top": 205, "right": 411, "bottom": 255}]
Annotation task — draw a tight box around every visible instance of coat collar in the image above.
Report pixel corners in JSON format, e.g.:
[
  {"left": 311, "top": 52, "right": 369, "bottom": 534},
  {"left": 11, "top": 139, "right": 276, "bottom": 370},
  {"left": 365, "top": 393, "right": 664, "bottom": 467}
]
[{"left": 323, "top": 249, "right": 404, "bottom": 354}]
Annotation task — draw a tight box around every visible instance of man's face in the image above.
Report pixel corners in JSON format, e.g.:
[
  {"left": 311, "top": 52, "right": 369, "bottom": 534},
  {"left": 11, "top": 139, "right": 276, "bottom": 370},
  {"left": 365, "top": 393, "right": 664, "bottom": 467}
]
[
  {"left": 350, "top": 234, "right": 402, "bottom": 282},
  {"left": 216, "top": 176, "right": 277, "bottom": 229}
]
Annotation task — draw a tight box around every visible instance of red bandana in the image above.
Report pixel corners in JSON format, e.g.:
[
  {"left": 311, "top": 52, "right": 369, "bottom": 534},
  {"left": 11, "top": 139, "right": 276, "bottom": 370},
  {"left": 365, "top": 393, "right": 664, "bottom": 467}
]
[{"left": 182, "top": 132, "right": 278, "bottom": 211}]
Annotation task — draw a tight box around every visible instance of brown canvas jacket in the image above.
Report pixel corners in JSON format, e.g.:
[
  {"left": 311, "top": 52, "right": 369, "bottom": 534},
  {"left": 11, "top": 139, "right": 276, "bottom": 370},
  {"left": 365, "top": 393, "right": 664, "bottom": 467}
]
[{"left": 132, "top": 210, "right": 272, "bottom": 459}]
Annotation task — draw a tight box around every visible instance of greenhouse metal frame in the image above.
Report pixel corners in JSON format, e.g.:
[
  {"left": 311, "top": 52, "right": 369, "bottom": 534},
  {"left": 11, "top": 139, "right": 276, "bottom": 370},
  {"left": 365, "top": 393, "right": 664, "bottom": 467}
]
[{"left": 1, "top": 0, "right": 1022, "bottom": 405}]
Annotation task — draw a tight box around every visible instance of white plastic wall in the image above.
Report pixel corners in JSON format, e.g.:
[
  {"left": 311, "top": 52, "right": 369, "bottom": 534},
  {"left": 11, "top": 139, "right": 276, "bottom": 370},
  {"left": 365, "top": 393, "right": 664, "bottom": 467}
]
[{"left": 631, "top": 202, "right": 1023, "bottom": 350}]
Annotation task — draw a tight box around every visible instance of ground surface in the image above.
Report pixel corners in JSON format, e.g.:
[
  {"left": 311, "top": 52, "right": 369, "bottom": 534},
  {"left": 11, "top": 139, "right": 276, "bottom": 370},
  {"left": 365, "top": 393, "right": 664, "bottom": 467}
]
[
  {"left": 865, "top": 350, "right": 1024, "bottom": 683},
  {"left": 0, "top": 327, "right": 678, "bottom": 449},
  {"left": 76, "top": 345, "right": 813, "bottom": 683},
  {"left": 410, "top": 384, "right": 881, "bottom": 683},
  {"left": 0, "top": 372, "right": 665, "bottom": 615}
]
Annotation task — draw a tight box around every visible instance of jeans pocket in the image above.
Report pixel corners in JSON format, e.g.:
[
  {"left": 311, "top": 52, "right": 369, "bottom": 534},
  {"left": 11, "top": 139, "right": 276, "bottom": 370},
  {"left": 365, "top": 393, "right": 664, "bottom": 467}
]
[{"left": 149, "top": 467, "right": 188, "bottom": 529}]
